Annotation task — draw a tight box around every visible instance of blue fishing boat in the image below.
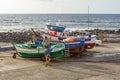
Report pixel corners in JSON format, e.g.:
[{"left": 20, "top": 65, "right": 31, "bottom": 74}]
[{"left": 46, "top": 22, "right": 66, "bottom": 32}]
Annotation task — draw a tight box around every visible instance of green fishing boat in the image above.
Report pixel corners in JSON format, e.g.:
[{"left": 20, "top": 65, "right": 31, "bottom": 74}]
[{"left": 13, "top": 43, "right": 65, "bottom": 58}]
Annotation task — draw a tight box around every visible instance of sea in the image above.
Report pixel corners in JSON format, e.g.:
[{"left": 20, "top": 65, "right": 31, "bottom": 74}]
[{"left": 0, "top": 14, "right": 120, "bottom": 32}]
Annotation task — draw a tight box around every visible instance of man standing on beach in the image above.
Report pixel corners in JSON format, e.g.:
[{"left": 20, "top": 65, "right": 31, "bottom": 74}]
[
  {"left": 81, "top": 33, "right": 85, "bottom": 53},
  {"left": 42, "top": 36, "right": 51, "bottom": 66}
]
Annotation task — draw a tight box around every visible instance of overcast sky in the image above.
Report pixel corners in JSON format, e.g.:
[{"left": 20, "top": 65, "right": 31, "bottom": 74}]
[{"left": 0, "top": 0, "right": 120, "bottom": 14}]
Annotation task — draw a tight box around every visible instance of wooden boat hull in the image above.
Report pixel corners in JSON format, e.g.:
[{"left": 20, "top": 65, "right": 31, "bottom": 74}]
[
  {"left": 65, "top": 42, "right": 84, "bottom": 48},
  {"left": 85, "top": 41, "right": 95, "bottom": 49},
  {"left": 14, "top": 43, "right": 65, "bottom": 58},
  {"left": 68, "top": 47, "right": 83, "bottom": 53},
  {"left": 65, "top": 41, "right": 95, "bottom": 55},
  {"left": 63, "top": 42, "right": 85, "bottom": 56}
]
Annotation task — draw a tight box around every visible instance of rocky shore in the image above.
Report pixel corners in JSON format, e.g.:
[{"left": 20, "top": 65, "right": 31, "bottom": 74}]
[
  {"left": 0, "top": 29, "right": 120, "bottom": 43},
  {"left": 0, "top": 30, "right": 33, "bottom": 43},
  {"left": 86, "top": 29, "right": 120, "bottom": 43}
]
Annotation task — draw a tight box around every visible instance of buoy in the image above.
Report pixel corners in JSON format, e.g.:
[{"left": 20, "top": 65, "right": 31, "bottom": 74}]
[
  {"left": 68, "top": 37, "right": 74, "bottom": 42},
  {"left": 53, "top": 31, "right": 57, "bottom": 36}
]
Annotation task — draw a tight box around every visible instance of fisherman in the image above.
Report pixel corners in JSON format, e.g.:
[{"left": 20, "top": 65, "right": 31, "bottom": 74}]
[
  {"left": 65, "top": 31, "right": 69, "bottom": 38},
  {"left": 42, "top": 36, "right": 51, "bottom": 66},
  {"left": 75, "top": 32, "right": 79, "bottom": 37},
  {"left": 69, "top": 31, "right": 74, "bottom": 37},
  {"left": 88, "top": 33, "right": 92, "bottom": 39},
  {"left": 80, "top": 33, "right": 85, "bottom": 54}
]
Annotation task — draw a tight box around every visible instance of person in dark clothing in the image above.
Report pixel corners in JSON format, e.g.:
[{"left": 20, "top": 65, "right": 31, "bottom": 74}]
[{"left": 42, "top": 36, "right": 51, "bottom": 66}]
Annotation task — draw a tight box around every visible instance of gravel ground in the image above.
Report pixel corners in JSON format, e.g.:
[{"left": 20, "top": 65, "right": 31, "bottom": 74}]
[{"left": 0, "top": 43, "right": 120, "bottom": 80}]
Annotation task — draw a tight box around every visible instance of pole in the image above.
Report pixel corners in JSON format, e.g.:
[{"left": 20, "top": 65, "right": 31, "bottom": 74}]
[{"left": 88, "top": 6, "right": 89, "bottom": 30}]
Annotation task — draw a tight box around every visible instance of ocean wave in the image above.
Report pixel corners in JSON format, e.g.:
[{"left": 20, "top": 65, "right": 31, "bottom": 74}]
[{"left": 0, "top": 14, "right": 120, "bottom": 32}]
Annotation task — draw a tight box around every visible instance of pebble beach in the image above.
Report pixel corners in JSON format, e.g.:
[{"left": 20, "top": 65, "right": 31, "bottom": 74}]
[{"left": 0, "top": 42, "right": 120, "bottom": 80}]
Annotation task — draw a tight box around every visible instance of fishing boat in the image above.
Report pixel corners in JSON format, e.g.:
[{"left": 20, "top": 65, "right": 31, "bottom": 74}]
[
  {"left": 39, "top": 28, "right": 96, "bottom": 51},
  {"left": 41, "top": 32, "right": 94, "bottom": 49},
  {"left": 49, "top": 41, "right": 85, "bottom": 56},
  {"left": 42, "top": 33, "right": 64, "bottom": 41},
  {"left": 46, "top": 22, "right": 66, "bottom": 32},
  {"left": 31, "top": 23, "right": 96, "bottom": 56},
  {"left": 65, "top": 41, "right": 84, "bottom": 55},
  {"left": 13, "top": 43, "right": 65, "bottom": 58}
]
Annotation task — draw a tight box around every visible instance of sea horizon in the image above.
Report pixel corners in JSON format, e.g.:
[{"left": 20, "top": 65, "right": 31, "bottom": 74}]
[
  {"left": 0, "top": 13, "right": 120, "bottom": 14},
  {"left": 0, "top": 14, "right": 120, "bottom": 32}
]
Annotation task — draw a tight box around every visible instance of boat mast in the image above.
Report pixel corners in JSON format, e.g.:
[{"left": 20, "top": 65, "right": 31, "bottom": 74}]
[{"left": 88, "top": 6, "right": 90, "bottom": 30}]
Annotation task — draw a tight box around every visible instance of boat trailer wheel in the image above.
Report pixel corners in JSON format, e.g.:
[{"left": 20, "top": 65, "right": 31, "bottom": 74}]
[{"left": 12, "top": 52, "right": 17, "bottom": 59}]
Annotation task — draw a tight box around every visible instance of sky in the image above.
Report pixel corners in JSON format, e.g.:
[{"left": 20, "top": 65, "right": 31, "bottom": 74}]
[{"left": 0, "top": 0, "right": 120, "bottom": 14}]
